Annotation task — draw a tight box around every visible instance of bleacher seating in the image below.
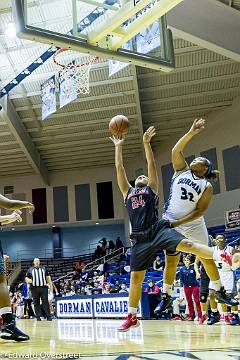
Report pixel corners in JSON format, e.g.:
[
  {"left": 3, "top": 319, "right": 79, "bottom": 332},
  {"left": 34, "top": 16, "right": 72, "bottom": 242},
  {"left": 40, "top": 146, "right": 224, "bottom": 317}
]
[{"left": 12, "top": 226, "right": 240, "bottom": 293}]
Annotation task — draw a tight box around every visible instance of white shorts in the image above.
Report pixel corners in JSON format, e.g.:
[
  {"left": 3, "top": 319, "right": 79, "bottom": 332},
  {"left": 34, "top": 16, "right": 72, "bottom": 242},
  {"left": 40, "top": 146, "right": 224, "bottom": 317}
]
[
  {"left": 209, "top": 271, "right": 234, "bottom": 293},
  {"left": 174, "top": 217, "right": 209, "bottom": 245}
]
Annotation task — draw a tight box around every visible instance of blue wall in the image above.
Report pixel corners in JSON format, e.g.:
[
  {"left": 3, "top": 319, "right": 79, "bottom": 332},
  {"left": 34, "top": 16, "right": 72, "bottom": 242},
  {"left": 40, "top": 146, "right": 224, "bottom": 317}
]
[
  {"left": 61, "top": 224, "right": 125, "bottom": 257},
  {"left": 0, "top": 224, "right": 125, "bottom": 261},
  {"left": 1, "top": 228, "right": 53, "bottom": 261}
]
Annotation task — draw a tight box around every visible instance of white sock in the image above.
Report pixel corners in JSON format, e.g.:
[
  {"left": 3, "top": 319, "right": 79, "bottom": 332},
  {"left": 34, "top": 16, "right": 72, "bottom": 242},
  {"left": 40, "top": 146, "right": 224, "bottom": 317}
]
[
  {"left": 0, "top": 307, "right": 12, "bottom": 316},
  {"left": 128, "top": 307, "right": 137, "bottom": 315},
  {"left": 210, "top": 279, "right": 222, "bottom": 291},
  {"left": 162, "top": 283, "right": 172, "bottom": 295}
]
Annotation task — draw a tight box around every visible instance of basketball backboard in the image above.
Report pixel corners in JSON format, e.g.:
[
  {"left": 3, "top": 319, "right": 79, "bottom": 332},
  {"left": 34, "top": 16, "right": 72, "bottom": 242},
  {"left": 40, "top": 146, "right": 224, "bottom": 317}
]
[{"left": 12, "top": 0, "right": 183, "bottom": 72}]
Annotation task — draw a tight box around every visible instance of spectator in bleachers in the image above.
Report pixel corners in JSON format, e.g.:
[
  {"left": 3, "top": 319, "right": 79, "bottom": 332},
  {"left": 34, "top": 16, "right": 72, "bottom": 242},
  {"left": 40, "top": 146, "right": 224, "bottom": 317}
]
[
  {"left": 144, "top": 280, "right": 160, "bottom": 295},
  {"left": 24, "top": 285, "right": 35, "bottom": 319},
  {"left": 100, "top": 245, "right": 107, "bottom": 258},
  {"left": 71, "top": 270, "right": 80, "bottom": 280},
  {"left": 17, "top": 280, "right": 24, "bottom": 294},
  {"left": 113, "top": 260, "right": 121, "bottom": 275},
  {"left": 144, "top": 280, "right": 161, "bottom": 318},
  {"left": 111, "top": 280, "right": 121, "bottom": 293},
  {"left": 115, "top": 237, "right": 124, "bottom": 249},
  {"left": 85, "top": 284, "right": 93, "bottom": 295},
  {"left": 103, "top": 271, "right": 109, "bottom": 283},
  {"left": 98, "top": 238, "right": 107, "bottom": 257},
  {"left": 119, "top": 283, "right": 128, "bottom": 294},
  {"left": 11, "top": 291, "right": 22, "bottom": 317},
  {"left": 102, "top": 283, "right": 111, "bottom": 294},
  {"left": 121, "top": 261, "right": 130, "bottom": 274},
  {"left": 22, "top": 281, "right": 35, "bottom": 319},
  {"left": 114, "top": 280, "right": 121, "bottom": 292},
  {"left": 107, "top": 240, "right": 115, "bottom": 254},
  {"left": 94, "top": 246, "right": 102, "bottom": 260},
  {"left": 99, "top": 237, "right": 107, "bottom": 247},
  {"left": 153, "top": 256, "right": 164, "bottom": 272},
  {"left": 92, "top": 282, "right": 102, "bottom": 295},
  {"left": 172, "top": 286, "right": 186, "bottom": 320},
  {"left": 65, "top": 286, "right": 76, "bottom": 297},
  {"left": 180, "top": 256, "right": 202, "bottom": 321}
]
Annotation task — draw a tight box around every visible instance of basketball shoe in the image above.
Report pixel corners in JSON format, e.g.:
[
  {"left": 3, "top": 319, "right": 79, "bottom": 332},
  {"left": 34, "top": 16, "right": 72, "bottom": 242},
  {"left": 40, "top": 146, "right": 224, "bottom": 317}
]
[
  {"left": 207, "top": 311, "right": 220, "bottom": 325},
  {"left": 118, "top": 313, "right": 140, "bottom": 332},
  {"left": 224, "top": 315, "right": 231, "bottom": 325},
  {"left": 198, "top": 314, "right": 207, "bottom": 324},
  {"left": 215, "top": 287, "right": 239, "bottom": 306},
  {"left": 0, "top": 319, "right": 29, "bottom": 342},
  {"left": 231, "top": 314, "right": 240, "bottom": 326}
]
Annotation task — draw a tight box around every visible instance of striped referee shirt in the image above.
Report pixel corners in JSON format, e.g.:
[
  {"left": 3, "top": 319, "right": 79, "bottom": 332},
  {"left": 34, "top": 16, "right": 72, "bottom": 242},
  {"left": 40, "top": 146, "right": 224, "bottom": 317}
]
[{"left": 26, "top": 266, "right": 49, "bottom": 287}]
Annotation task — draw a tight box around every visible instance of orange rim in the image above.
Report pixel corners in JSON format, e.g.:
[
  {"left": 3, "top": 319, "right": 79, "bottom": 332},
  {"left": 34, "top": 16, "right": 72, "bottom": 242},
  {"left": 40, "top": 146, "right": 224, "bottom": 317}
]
[{"left": 53, "top": 48, "right": 99, "bottom": 69}]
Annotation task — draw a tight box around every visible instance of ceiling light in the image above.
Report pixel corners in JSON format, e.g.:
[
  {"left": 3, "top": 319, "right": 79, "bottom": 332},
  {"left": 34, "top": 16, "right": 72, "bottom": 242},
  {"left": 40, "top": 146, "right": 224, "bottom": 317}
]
[
  {"left": 4, "top": 22, "right": 16, "bottom": 38},
  {"left": 96, "top": 222, "right": 99, "bottom": 225}
]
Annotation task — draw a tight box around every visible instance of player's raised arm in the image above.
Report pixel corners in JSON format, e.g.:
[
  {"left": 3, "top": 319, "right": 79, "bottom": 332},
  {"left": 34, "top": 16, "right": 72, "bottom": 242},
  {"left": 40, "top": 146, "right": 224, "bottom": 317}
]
[
  {"left": 110, "top": 136, "right": 131, "bottom": 199},
  {"left": 0, "top": 194, "right": 35, "bottom": 213},
  {"left": 172, "top": 118, "right": 205, "bottom": 172},
  {"left": 143, "top": 127, "right": 158, "bottom": 194}
]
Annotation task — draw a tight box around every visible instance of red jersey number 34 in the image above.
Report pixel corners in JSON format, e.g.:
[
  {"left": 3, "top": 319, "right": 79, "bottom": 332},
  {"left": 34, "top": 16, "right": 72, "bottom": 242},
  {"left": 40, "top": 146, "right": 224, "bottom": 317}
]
[{"left": 131, "top": 195, "right": 145, "bottom": 209}]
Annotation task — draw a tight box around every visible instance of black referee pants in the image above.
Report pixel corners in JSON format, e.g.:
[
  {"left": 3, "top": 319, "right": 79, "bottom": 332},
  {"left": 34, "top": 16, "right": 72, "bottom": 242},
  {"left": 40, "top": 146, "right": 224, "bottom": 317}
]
[{"left": 31, "top": 286, "right": 51, "bottom": 319}]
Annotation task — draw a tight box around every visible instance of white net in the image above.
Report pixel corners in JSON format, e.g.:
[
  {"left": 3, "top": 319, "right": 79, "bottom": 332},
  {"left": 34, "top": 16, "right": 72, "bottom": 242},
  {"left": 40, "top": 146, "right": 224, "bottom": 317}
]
[{"left": 54, "top": 50, "right": 98, "bottom": 95}]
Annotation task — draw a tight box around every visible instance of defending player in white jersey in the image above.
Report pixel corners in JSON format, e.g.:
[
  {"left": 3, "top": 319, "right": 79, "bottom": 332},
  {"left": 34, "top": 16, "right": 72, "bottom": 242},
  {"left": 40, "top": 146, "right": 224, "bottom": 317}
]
[
  {"left": 209, "top": 234, "right": 239, "bottom": 325},
  {"left": 154, "top": 118, "right": 237, "bottom": 323}
]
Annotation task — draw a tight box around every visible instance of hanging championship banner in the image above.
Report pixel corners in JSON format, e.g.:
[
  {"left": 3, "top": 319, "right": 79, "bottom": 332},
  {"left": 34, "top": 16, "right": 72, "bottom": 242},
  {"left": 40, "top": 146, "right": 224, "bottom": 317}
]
[
  {"left": 41, "top": 76, "right": 56, "bottom": 120},
  {"left": 59, "top": 71, "right": 77, "bottom": 109},
  {"left": 109, "top": 40, "right": 132, "bottom": 77},
  {"left": 135, "top": 21, "right": 160, "bottom": 54}
]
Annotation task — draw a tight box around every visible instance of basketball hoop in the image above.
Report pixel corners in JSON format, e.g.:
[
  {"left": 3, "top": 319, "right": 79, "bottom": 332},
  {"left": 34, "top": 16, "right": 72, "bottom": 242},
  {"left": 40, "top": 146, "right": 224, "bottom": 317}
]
[{"left": 53, "top": 48, "right": 99, "bottom": 95}]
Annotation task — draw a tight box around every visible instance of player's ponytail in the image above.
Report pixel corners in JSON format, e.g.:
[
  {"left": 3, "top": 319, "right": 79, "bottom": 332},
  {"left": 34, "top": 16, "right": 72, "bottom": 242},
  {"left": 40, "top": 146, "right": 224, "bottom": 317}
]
[
  {"left": 203, "top": 158, "right": 220, "bottom": 181},
  {"left": 204, "top": 169, "right": 220, "bottom": 181}
]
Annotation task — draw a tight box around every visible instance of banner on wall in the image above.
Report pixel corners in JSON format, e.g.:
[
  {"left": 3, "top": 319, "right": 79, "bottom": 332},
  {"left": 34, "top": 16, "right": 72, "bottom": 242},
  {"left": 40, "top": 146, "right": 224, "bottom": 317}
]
[
  {"left": 225, "top": 209, "right": 240, "bottom": 230},
  {"left": 56, "top": 298, "right": 93, "bottom": 318},
  {"left": 94, "top": 297, "right": 142, "bottom": 318},
  {"left": 56, "top": 294, "right": 143, "bottom": 319}
]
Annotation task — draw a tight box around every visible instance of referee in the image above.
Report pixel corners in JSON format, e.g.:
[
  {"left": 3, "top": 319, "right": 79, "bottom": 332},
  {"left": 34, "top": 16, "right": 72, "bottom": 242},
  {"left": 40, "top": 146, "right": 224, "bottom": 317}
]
[{"left": 25, "top": 258, "right": 52, "bottom": 321}]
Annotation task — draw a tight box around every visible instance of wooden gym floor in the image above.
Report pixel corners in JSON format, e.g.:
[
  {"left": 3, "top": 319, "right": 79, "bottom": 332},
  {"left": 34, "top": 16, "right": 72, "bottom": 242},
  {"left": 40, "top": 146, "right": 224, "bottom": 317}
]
[{"left": 0, "top": 319, "right": 239, "bottom": 359}]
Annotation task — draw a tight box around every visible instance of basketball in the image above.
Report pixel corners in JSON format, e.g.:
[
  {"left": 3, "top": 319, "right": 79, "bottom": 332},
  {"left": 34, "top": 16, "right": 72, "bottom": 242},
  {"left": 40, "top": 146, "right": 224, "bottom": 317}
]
[{"left": 109, "top": 115, "right": 129, "bottom": 136}]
